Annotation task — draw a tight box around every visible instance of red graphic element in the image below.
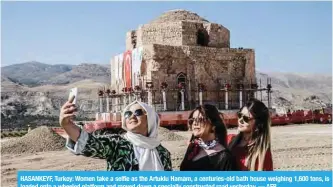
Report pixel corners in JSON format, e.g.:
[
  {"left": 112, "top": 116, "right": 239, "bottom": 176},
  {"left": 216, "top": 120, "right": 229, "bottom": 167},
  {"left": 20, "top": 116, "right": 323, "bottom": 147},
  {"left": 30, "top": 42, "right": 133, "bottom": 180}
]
[{"left": 123, "top": 51, "right": 132, "bottom": 88}]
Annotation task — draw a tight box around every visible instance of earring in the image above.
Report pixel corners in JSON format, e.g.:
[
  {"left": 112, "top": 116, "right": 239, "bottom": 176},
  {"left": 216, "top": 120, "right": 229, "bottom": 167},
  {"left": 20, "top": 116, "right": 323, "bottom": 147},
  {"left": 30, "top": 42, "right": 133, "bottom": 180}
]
[{"left": 210, "top": 126, "right": 215, "bottom": 133}]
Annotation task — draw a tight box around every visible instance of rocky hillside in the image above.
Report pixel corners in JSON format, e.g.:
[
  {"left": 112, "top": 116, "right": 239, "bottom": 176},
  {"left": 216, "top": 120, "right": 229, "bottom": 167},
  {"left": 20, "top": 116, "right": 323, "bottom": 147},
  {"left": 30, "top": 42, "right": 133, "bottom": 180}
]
[
  {"left": 46, "top": 63, "right": 111, "bottom": 85},
  {"left": 1, "top": 61, "right": 73, "bottom": 86},
  {"left": 1, "top": 62, "right": 331, "bottom": 129},
  {"left": 1, "top": 62, "right": 111, "bottom": 129},
  {"left": 1, "top": 61, "right": 110, "bottom": 86},
  {"left": 256, "top": 72, "right": 332, "bottom": 112}
]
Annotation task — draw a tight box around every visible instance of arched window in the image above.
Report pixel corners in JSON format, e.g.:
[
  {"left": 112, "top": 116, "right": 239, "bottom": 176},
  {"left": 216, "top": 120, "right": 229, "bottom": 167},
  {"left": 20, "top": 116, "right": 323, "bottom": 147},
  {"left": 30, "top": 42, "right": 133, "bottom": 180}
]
[{"left": 177, "top": 73, "right": 186, "bottom": 85}]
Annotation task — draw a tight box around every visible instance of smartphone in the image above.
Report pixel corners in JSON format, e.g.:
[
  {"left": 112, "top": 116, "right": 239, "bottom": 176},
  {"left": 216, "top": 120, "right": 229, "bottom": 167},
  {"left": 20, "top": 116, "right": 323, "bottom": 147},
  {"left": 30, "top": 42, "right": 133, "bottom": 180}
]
[{"left": 68, "top": 87, "right": 78, "bottom": 104}]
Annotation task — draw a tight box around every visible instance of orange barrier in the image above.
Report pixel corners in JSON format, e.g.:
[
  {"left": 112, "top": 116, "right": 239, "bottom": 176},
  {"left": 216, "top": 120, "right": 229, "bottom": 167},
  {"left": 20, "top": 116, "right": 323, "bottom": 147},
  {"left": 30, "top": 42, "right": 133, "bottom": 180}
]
[
  {"left": 83, "top": 121, "right": 122, "bottom": 132},
  {"left": 220, "top": 112, "right": 238, "bottom": 128},
  {"left": 157, "top": 111, "right": 190, "bottom": 129},
  {"left": 52, "top": 121, "right": 122, "bottom": 135},
  {"left": 271, "top": 115, "right": 290, "bottom": 125}
]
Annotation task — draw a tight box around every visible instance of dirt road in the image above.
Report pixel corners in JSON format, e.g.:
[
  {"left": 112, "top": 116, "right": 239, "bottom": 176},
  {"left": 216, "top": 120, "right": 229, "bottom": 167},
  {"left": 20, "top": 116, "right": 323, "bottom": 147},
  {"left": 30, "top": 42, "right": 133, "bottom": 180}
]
[{"left": 1, "top": 124, "right": 332, "bottom": 187}]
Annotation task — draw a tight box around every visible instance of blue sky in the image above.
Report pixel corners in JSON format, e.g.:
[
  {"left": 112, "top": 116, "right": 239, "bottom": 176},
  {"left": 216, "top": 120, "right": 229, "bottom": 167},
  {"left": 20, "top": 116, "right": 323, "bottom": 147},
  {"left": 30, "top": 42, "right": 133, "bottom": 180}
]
[{"left": 1, "top": 1, "right": 332, "bottom": 74}]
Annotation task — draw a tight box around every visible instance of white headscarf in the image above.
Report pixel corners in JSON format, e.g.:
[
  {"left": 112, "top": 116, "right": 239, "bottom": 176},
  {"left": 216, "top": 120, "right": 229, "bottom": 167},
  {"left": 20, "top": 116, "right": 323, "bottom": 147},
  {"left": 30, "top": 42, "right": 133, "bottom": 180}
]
[{"left": 121, "top": 101, "right": 164, "bottom": 171}]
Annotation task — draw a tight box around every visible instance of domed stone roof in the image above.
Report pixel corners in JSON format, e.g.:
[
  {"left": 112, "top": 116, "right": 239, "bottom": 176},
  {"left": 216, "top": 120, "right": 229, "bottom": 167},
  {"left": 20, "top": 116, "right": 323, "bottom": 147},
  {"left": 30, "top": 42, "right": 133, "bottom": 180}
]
[{"left": 150, "top": 9, "right": 209, "bottom": 23}]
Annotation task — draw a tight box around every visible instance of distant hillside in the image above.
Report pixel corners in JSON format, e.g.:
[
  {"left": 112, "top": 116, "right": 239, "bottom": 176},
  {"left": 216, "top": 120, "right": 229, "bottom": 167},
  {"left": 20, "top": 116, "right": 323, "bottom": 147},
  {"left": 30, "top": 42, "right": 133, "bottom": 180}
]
[
  {"left": 1, "top": 76, "right": 27, "bottom": 93},
  {"left": 47, "top": 63, "right": 111, "bottom": 85},
  {"left": 256, "top": 72, "right": 332, "bottom": 110},
  {"left": 1, "top": 79, "right": 109, "bottom": 129},
  {"left": 1, "top": 61, "right": 73, "bottom": 86},
  {"left": 1, "top": 61, "right": 110, "bottom": 86}
]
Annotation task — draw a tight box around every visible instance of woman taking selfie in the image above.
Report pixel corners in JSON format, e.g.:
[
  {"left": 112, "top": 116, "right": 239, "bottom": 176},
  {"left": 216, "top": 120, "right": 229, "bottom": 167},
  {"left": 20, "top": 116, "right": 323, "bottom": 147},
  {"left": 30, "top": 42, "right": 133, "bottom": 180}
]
[
  {"left": 59, "top": 97, "right": 172, "bottom": 171},
  {"left": 228, "top": 98, "right": 273, "bottom": 171},
  {"left": 180, "top": 104, "right": 237, "bottom": 171}
]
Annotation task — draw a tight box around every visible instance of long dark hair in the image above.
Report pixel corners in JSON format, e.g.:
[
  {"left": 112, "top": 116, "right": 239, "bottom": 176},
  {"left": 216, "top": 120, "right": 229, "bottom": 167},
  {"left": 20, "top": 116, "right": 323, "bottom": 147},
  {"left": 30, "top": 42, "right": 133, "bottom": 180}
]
[
  {"left": 180, "top": 104, "right": 228, "bottom": 169},
  {"left": 229, "top": 98, "right": 271, "bottom": 171}
]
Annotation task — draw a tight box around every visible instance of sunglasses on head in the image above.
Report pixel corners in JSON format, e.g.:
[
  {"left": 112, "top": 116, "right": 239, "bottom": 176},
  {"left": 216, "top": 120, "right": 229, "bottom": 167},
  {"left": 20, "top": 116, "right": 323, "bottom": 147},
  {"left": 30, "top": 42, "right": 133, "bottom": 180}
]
[
  {"left": 188, "top": 117, "right": 208, "bottom": 125},
  {"left": 124, "top": 109, "right": 145, "bottom": 119},
  {"left": 237, "top": 112, "right": 253, "bottom": 123}
]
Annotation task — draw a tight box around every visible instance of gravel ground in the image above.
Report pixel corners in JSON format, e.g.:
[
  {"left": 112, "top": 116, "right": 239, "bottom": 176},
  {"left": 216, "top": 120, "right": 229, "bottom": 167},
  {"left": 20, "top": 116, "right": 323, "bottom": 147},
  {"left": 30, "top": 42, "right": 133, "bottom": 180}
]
[
  {"left": 1, "top": 124, "right": 332, "bottom": 187},
  {"left": 1, "top": 126, "right": 66, "bottom": 154},
  {"left": 158, "top": 127, "right": 187, "bottom": 141}
]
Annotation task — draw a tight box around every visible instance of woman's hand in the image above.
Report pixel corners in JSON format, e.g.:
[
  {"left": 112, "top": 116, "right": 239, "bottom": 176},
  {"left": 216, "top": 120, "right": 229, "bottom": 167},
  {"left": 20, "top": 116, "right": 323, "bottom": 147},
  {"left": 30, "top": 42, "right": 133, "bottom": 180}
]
[
  {"left": 59, "top": 96, "right": 80, "bottom": 142},
  {"left": 59, "top": 96, "right": 77, "bottom": 127}
]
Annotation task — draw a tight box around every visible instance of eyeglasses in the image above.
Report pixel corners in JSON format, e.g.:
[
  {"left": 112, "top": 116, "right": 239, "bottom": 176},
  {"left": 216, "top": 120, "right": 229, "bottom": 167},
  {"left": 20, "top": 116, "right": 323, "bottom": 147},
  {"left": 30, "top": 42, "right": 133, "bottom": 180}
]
[
  {"left": 237, "top": 112, "right": 253, "bottom": 123},
  {"left": 124, "top": 109, "right": 146, "bottom": 119},
  {"left": 188, "top": 117, "right": 208, "bottom": 125}
]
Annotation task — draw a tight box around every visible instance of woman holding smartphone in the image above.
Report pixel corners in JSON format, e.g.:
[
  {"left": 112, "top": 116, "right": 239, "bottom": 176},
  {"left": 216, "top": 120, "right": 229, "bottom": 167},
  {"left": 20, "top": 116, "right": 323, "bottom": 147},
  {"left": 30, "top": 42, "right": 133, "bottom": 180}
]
[{"left": 59, "top": 97, "right": 172, "bottom": 171}]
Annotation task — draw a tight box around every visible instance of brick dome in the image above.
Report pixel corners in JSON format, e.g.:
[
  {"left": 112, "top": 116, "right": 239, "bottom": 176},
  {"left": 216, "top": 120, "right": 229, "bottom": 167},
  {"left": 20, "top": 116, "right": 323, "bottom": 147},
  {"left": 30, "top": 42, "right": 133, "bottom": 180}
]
[{"left": 150, "top": 9, "right": 209, "bottom": 23}]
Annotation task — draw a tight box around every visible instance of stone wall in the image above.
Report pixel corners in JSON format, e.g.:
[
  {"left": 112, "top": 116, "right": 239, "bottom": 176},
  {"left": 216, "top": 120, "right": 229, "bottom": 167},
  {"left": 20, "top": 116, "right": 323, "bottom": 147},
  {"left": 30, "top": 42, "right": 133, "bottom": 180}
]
[
  {"left": 130, "top": 21, "right": 230, "bottom": 49},
  {"left": 117, "top": 9, "right": 255, "bottom": 109},
  {"left": 204, "top": 23, "right": 230, "bottom": 48},
  {"left": 140, "top": 44, "right": 255, "bottom": 109},
  {"left": 181, "top": 22, "right": 230, "bottom": 48},
  {"left": 181, "top": 22, "right": 203, "bottom": 46},
  {"left": 125, "top": 31, "right": 136, "bottom": 50},
  {"left": 112, "top": 44, "right": 255, "bottom": 89},
  {"left": 245, "top": 50, "right": 256, "bottom": 84},
  {"left": 136, "top": 22, "right": 183, "bottom": 47}
]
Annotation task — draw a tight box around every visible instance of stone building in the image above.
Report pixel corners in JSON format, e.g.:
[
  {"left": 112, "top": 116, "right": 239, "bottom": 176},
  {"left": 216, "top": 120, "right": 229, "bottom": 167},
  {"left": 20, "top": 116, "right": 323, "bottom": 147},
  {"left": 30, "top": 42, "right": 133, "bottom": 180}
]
[{"left": 110, "top": 9, "right": 257, "bottom": 111}]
